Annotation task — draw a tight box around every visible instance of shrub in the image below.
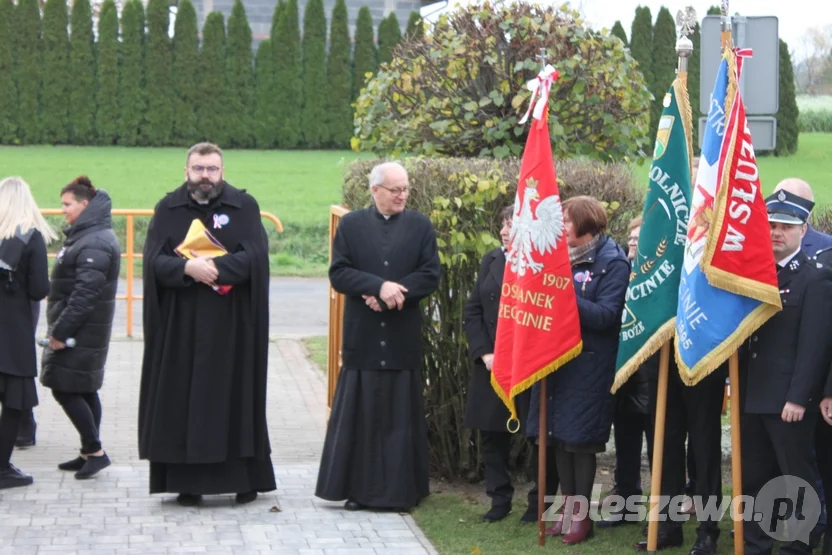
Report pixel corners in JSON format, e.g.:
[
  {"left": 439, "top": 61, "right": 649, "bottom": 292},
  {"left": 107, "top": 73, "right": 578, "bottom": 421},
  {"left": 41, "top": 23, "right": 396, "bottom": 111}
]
[
  {"left": 340, "top": 157, "right": 642, "bottom": 478},
  {"left": 352, "top": 2, "right": 652, "bottom": 163},
  {"left": 68, "top": 0, "right": 96, "bottom": 144}
]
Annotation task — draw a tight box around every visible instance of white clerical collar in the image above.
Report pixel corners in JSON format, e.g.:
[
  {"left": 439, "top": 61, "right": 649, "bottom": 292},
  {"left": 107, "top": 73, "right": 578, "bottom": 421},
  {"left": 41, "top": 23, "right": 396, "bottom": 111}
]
[
  {"left": 777, "top": 247, "right": 802, "bottom": 268},
  {"left": 382, "top": 214, "right": 391, "bottom": 220}
]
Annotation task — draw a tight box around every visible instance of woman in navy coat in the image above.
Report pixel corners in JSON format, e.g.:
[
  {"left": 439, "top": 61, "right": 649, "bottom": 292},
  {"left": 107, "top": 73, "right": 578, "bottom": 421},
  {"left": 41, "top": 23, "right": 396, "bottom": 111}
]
[{"left": 526, "top": 195, "right": 630, "bottom": 544}]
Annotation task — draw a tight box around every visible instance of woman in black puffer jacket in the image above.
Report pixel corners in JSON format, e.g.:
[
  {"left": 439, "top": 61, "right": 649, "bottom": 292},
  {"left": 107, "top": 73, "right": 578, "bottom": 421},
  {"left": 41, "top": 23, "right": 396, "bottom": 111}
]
[{"left": 41, "top": 176, "right": 120, "bottom": 480}]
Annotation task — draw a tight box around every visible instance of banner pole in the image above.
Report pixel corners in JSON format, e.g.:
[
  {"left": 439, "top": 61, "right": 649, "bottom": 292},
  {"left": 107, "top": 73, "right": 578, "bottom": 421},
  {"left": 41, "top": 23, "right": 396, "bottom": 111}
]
[
  {"left": 730, "top": 351, "right": 745, "bottom": 554},
  {"left": 647, "top": 342, "right": 670, "bottom": 553},
  {"left": 538, "top": 376, "right": 547, "bottom": 546}
]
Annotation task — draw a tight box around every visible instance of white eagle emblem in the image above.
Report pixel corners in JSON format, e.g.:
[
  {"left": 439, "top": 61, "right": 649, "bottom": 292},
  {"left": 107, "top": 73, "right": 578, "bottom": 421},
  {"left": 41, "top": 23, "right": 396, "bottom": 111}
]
[{"left": 507, "top": 178, "right": 564, "bottom": 276}]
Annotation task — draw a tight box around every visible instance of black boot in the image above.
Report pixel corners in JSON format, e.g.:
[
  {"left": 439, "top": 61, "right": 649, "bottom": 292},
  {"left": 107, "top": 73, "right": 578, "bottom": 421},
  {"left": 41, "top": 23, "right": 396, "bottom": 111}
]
[{"left": 482, "top": 503, "right": 511, "bottom": 522}]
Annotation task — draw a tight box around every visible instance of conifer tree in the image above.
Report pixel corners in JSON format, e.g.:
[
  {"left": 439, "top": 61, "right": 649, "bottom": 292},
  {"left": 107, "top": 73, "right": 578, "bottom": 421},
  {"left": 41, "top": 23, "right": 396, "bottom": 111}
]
[
  {"left": 254, "top": 39, "right": 277, "bottom": 148},
  {"left": 301, "top": 0, "right": 327, "bottom": 147},
  {"left": 610, "top": 20, "right": 627, "bottom": 46},
  {"left": 775, "top": 39, "right": 799, "bottom": 156},
  {"left": 274, "top": 0, "right": 302, "bottom": 148},
  {"left": 95, "top": 0, "right": 119, "bottom": 145},
  {"left": 198, "top": 11, "right": 229, "bottom": 145},
  {"left": 68, "top": 0, "right": 96, "bottom": 144},
  {"left": 118, "top": 0, "right": 146, "bottom": 146},
  {"left": 0, "top": 0, "right": 17, "bottom": 143},
  {"left": 352, "top": 6, "right": 376, "bottom": 99},
  {"left": 650, "top": 7, "right": 677, "bottom": 140},
  {"left": 226, "top": 0, "right": 255, "bottom": 147},
  {"left": 326, "top": 0, "right": 352, "bottom": 147},
  {"left": 41, "top": 0, "right": 70, "bottom": 143},
  {"left": 145, "top": 0, "right": 173, "bottom": 145},
  {"left": 378, "top": 12, "right": 401, "bottom": 65},
  {"left": 629, "top": 6, "right": 653, "bottom": 99},
  {"left": 689, "top": 21, "right": 701, "bottom": 154},
  {"left": 171, "top": 0, "right": 199, "bottom": 145},
  {"left": 14, "top": 0, "right": 41, "bottom": 144},
  {"left": 404, "top": 10, "right": 423, "bottom": 40}
]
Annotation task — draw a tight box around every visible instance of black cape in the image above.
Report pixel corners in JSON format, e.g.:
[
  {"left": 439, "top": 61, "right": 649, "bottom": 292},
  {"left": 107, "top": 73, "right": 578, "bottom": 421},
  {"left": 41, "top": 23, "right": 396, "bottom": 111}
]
[{"left": 138, "top": 182, "right": 275, "bottom": 494}]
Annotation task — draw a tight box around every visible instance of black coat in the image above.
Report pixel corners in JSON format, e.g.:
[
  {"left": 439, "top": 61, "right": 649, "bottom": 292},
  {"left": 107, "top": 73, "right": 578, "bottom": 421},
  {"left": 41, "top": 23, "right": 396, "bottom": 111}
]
[
  {"left": 330, "top": 205, "right": 440, "bottom": 371},
  {"left": 139, "top": 183, "right": 272, "bottom": 465},
  {"left": 41, "top": 191, "right": 120, "bottom": 393},
  {"left": 0, "top": 229, "right": 50, "bottom": 378},
  {"left": 741, "top": 251, "right": 832, "bottom": 414},
  {"left": 526, "top": 236, "right": 630, "bottom": 445},
  {"left": 462, "top": 247, "right": 531, "bottom": 432}
]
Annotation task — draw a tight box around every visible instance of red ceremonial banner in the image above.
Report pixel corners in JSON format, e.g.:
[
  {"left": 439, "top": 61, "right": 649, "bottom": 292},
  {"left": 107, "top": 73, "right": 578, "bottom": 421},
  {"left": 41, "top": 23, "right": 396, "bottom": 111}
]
[
  {"left": 491, "top": 66, "right": 583, "bottom": 423},
  {"left": 702, "top": 50, "right": 780, "bottom": 307}
]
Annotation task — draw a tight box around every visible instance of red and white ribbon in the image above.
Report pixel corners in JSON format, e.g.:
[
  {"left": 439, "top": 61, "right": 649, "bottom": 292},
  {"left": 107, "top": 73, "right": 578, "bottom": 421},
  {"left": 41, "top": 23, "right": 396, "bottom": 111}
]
[{"left": 519, "top": 64, "right": 560, "bottom": 124}]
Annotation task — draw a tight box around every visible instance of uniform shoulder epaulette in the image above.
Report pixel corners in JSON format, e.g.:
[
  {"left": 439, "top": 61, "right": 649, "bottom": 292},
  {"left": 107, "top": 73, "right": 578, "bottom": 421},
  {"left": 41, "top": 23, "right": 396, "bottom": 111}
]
[{"left": 812, "top": 245, "right": 832, "bottom": 260}]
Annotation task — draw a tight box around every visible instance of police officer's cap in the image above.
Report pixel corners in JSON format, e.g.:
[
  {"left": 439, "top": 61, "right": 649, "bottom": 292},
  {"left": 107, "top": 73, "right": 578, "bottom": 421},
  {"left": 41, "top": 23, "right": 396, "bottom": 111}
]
[{"left": 765, "top": 189, "right": 814, "bottom": 225}]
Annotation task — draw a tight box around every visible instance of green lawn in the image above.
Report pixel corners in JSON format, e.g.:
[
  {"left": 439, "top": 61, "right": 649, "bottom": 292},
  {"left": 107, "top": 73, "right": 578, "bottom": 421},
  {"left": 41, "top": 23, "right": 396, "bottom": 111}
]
[
  {"left": 301, "top": 335, "right": 328, "bottom": 372},
  {"left": 413, "top": 491, "right": 745, "bottom": 555},
  {"left": 4, "top": 135, "right": 831, "bottom": 276},
  {"left": 630, "top": 133, "right": 832, "bottom": 205}
]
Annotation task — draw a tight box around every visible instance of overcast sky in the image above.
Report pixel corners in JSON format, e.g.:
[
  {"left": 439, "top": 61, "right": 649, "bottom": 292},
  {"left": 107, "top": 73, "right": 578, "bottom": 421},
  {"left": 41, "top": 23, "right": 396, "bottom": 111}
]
[{"left": 423, "top": 0, "right": 832, "bottom": 61}]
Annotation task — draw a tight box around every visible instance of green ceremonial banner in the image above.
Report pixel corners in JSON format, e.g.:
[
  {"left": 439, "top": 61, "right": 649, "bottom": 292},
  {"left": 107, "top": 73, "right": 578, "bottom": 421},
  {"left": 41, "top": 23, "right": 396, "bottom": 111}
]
[{"left": 611, "top": 78, "right": 693, "bottom": 393}]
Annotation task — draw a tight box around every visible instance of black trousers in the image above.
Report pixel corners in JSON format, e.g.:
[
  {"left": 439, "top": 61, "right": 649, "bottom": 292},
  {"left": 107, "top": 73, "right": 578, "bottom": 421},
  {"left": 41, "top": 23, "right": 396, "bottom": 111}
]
[
  {"left": 481, "top": 431, "right": 514, "bottom": 507},
  {"left": 816, "top": 418, "right": 832, "bottom": 538},
  {"left": 613, "top": 408, "right": 653, "bottom": 496},
  {"left": 742, "top": 412, "right": 820, "bottom": 555},
  {"left": 649, "top": 367, "right": 725, "bottom": 539},
  {"left": 0, "top": 406, "right": 21, "bottom": 468},
  {"left": 52, "top": 390, "right": 102, "bottom": 455}
]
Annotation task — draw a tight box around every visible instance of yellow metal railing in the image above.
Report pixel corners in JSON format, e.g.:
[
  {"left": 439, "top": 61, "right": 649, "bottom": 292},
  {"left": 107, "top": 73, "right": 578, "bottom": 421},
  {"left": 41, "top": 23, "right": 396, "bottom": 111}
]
[{"left": 41, "top": 209, "right": 284, "bottom": 337}]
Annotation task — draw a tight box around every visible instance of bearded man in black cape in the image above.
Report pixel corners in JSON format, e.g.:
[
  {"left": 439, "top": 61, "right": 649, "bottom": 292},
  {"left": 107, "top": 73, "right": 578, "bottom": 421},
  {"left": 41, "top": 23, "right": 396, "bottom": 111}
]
[
  {"left": 139, "top": 142, "right": 275, "bottom": 507},
  {"left": 316, "top": 161, "right": 440, "bottom": 511}
]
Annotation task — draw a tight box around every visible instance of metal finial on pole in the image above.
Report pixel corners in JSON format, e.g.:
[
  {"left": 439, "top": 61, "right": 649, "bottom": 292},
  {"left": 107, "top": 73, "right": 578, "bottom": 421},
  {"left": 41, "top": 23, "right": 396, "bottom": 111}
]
[
  {"left": 675, "top": 7, "right": 696, "bottom": 87},
  {"left": 720, "top": 0, "right": 732, "bottom": 48},
  {"left": 535, "top": 48, "right": 549, "bottom": 72}
]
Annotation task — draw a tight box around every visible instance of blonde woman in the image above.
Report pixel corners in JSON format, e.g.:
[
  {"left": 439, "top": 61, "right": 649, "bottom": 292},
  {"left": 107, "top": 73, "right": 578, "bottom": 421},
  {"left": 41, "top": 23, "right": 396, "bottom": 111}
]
[{"left": 0, "top": 177, "right": 56, "bottom": 489}]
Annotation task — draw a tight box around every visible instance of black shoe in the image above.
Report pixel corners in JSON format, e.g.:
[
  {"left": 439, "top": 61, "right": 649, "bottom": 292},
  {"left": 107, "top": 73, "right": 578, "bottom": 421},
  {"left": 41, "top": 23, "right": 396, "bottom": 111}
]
[
  {"left": 689, "top": 535, "right": 717, "bottom": 555},
  {"left": 74, "top": 453, "right": 111, "bottom": 480},
  {"left": 177, "top": 493, "right": 202, "bottom": 507},
  {"left": 520, "top": 505, "right": 538, "bottom": 523},
  {"left": 344, "top": 499, "right": 364, "bottom": 511},
  {"left": 0, "top": 464, "right": 34, "bottom": 489},
  {"left": 58, "top": 456, "right": 86, "bottom": 471},
  {"left": 236, "top": 491, "right": 257, "bottom": 504},
  {"left": 482, "top": 504, "right": 511, "bottom": 522},
  {"left": 633, "top": 530, "right": 684, "bottom": 551},
  {"left": 597, "top": 507, "right": 638, "bottom": 529}
]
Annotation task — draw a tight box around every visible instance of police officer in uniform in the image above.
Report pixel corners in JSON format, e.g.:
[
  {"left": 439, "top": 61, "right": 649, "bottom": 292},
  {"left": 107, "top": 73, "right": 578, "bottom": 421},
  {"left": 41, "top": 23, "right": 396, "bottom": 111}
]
[{"left": 740, "top": 190, "right": 832, "bottom": 555}]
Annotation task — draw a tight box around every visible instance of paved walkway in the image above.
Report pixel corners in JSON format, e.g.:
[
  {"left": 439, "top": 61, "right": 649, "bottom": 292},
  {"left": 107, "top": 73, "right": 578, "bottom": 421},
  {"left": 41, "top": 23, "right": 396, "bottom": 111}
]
[{"left": 4, "top": 308, "right": 438, "bottom": 554}]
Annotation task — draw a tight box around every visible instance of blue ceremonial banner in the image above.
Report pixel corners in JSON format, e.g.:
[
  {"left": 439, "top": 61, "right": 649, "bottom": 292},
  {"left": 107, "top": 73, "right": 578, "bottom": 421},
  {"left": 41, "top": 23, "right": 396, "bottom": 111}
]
[{"left": 674, "top": 49, "right": 780, "bottom": 385}]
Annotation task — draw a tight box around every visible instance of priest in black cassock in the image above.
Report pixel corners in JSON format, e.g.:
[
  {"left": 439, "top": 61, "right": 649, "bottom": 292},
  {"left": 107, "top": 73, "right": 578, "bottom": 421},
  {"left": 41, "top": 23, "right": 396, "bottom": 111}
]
[
  {"left": 316, "top": 161, "right": 440, "bottom": 511},
  {"left": 138, "top": 142, "right": 275, "bottom": 507}
]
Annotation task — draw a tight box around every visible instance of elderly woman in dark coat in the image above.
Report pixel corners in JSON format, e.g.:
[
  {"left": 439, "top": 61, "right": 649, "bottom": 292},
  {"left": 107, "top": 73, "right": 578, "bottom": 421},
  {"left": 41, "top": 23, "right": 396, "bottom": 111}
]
[
  {"left": 41, "top": 176, "right": 120, "bottom": 480},
  {"left": 526, "top": 195, "right": 629, "bottom": 544},
  {"left": 0, "top": 177, "right": 56, "bottom": 489},
  {"left": 463, "top": 206, "right": 549, "bottom": 523}
]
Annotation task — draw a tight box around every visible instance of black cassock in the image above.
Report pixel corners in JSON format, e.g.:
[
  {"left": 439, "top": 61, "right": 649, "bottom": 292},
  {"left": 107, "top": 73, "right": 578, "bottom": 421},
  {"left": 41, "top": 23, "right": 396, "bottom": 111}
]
[
  {"left": 139, "top": 183, "right": 275, "bottom": 496},
  {"left": 316, "top": 205, "right": 440, "bottom": 510}
]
